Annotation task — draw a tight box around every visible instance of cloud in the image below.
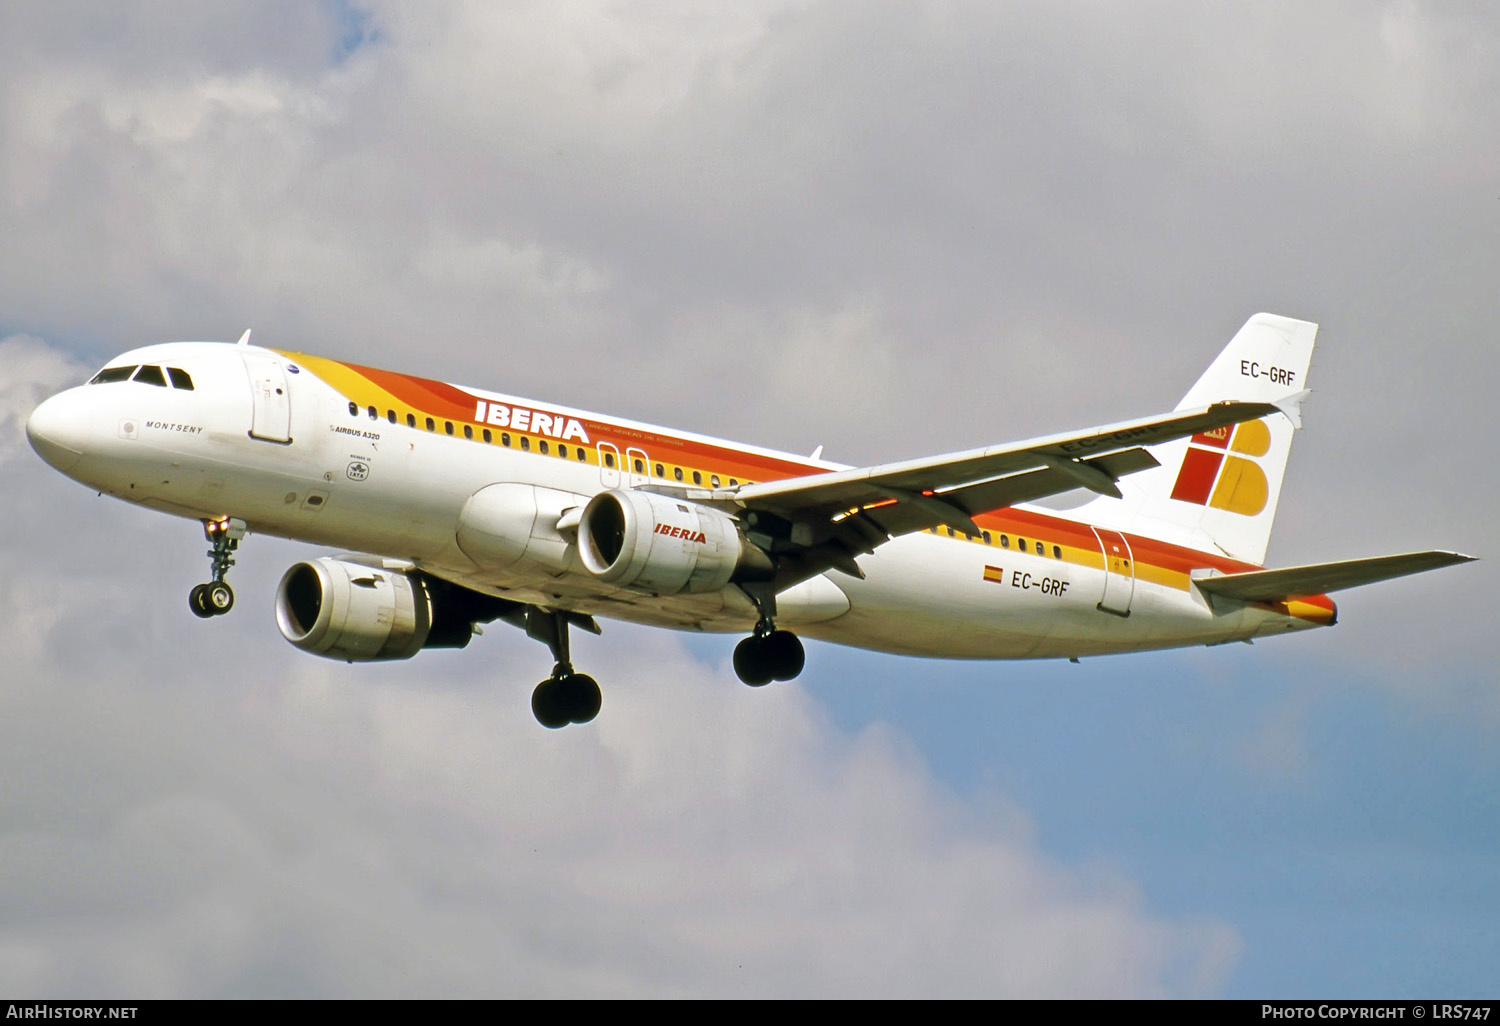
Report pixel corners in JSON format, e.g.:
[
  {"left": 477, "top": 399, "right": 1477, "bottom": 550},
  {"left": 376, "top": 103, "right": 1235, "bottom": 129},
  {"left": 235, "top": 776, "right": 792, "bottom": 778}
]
[{"left": 0, "top": 335, "right": 87, "bottom": 459}]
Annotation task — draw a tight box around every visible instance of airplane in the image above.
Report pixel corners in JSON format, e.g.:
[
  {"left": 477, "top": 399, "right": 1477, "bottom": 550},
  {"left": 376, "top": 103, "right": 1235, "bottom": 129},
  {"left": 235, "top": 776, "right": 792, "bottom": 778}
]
[{"left": 24, "top": 313, "right": 1473, "bottom": 728}]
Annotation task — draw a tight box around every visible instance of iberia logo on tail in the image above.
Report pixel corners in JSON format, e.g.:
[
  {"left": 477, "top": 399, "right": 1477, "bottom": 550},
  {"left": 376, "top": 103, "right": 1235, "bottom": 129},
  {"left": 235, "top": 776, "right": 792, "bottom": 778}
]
[{"left": 1169, "top": 420, "right": 1271, "bottom": 516}]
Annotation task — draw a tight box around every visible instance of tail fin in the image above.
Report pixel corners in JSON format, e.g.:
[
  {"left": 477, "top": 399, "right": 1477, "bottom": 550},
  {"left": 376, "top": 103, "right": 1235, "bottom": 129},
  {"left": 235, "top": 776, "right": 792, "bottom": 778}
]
[{"left": 1074, "top": 313, "right": 1318, "bottom": 565}]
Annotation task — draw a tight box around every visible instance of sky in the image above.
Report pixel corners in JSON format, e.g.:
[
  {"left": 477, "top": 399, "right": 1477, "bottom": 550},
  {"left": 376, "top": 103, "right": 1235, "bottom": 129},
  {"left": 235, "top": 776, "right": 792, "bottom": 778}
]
[{"left": 1, "top": 0, "right": 1496, "bottom": 999}]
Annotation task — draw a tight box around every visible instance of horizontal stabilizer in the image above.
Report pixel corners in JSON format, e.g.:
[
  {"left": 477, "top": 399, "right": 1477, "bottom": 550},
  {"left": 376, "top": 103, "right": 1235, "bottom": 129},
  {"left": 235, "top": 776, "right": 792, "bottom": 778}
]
[{"left": 1193, "top": 551, "right": 1476, "bottom": 603}]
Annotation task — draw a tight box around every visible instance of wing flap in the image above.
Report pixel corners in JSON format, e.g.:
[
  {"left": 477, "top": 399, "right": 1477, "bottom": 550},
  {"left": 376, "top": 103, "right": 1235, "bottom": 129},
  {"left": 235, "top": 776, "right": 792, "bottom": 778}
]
[
  {"left": 940, "top": 447, "right": 1160, "bottom": 517},
  {"left": 1193, "top": 551, "right": 1475, "bottom": 602}
]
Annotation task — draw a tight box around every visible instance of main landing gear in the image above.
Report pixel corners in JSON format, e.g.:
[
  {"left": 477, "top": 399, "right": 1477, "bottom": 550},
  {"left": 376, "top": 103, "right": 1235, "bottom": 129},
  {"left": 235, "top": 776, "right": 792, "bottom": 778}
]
[
  {"left": 525, "top": 608, "right": 602, "bottom": 729},
  {"left": 189, "top": 517, "right": 246, "bottom": 619},
  {"left": 732, "top": 583, "right": 805, "bottom": 686}
]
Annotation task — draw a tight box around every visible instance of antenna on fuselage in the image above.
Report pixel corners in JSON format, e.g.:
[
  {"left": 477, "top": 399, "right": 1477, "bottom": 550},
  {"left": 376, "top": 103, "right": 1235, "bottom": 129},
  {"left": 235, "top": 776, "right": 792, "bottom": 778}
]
[
  {"left": 809, "top": 445, "right": 824, "bottom": 461},
  {"left": 236, "top": 329, "right": 252, "bottom": 347}
]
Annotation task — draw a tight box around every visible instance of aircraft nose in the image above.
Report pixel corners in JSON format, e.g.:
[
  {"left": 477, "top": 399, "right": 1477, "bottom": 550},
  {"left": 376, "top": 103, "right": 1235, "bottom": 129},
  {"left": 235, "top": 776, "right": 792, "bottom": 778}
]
[{"left": 25, "top": 391, "right": 90, "bottom": 472}]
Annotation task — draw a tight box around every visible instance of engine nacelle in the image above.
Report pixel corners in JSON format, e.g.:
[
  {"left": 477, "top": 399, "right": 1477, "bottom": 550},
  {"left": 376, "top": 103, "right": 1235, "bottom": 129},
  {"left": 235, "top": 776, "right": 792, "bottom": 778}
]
[
  {"left": 455, "top": 483, "right": 587, "bottom": 576},
  {"left": 577, "top": 489, "right": 772, "bottom": 595},
  {"left": 275, "top": 557, "right": 473, "bottom": 662}
]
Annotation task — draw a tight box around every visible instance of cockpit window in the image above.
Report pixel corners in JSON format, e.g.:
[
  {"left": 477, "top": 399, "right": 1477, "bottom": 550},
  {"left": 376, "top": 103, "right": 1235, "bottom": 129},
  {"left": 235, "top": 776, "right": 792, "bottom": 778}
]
[
  {"left": 133, "top": 365, "right": 168, "bottom": 387},
  {"left": 89, "top": 363, "right": 197, "bottom": 389},
  {"left": 90, "top": 365, "right": 138, "bottom": 384}
]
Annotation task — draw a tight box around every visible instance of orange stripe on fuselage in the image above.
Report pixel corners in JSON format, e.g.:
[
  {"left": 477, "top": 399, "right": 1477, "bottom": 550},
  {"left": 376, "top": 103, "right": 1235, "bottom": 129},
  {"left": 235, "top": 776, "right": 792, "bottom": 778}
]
[{"left": 349, "top": 360, "right": 477, "bottom": 420}]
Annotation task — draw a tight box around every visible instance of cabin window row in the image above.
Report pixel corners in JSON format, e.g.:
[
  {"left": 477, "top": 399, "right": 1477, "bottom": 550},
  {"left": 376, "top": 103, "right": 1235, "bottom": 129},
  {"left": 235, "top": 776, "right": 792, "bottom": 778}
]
[
  {"left": 342, "top": 400, "right": 748, "bottom": 486},
  {"left": 934, "top": 525, "right": 1062, "bottom": 560}
]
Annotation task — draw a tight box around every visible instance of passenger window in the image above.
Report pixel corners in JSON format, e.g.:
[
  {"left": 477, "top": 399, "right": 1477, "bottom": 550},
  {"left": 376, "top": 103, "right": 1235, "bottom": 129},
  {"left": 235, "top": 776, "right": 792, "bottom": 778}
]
[
  {"left": 982, "top": 531, "right": 992, "bottom": 545},
  {"left": 133, "top": 365, "right": 168, "bottom": 387},
  {"left": 406, "top": 413, "right": 416, "bottom": 428},
  {"left": 1017, "top": 538, "right": 1026, "bottom": 552},
  {"left": 674, "top": 467, "right": 683, "bottom": 481},
  {"left": 387, "top": 410, "right": 396, "bottom": 424},
  {"left": 576, "top": 448, "right": 586, "bottom": 462},
  {"left": 604, "top": 452, "right": 615, "bottom": 468},
  {"left": 166, "top": 367, "right": 194, "bottom": 390},
  {"left": 463, "top": 425, "right": 473, "bottom": 440},
  {"left": 729, "top": 478, "right": 738, "bottom": 487},
  {"left": 483, "top": 429, "right": 492, "bottom": 443},
  {"left": 655, "top": 463, "right": 664, "bottom": 477},
  {"left": 444, "top": 421, "right": 454, "bottom": 435},
  {"left": 365, "top": 405, "right": 375, "bottom": 420},
  {"left": 1053, "top": 545, "right": 1061, "bottom": 559},
  {"left": 501, "top": 433, "right": 511, "bottom": 446},
  {"left": 539, "top": 440, "right": 549, "bottom": 454},
  {"left": 1000, "top": 535, "right": 1010, "bottom": 549},
  {"left": 945, "top": 527, "right": 955, "bottom": 537},
  {"left": 1035, "top": 541, "right": 1044, "bottom": 555},
  {"left": 633, "top": 459, "right": 644, "bottom": 473},
  {"left": 710, "top": 475, "right": 720, "bottom": 488},
  {"left": 692, "top": 471, "right": 702, "bottom": 485},
  {"left": 425, "top": 417, "right": 435, "bottom": 431},
  {"left": 558, "top": 444, "right": 568, "bottom": 459},
  {"left": 521, "top": 436, "right": 530, "bottom": 451},
  {"left": 90, "top": 365, "right": 138, "bottom": 384}
]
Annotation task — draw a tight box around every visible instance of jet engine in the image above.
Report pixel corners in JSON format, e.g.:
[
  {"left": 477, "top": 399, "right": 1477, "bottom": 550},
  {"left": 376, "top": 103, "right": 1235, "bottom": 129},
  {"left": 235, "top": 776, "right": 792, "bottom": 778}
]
[
  {"left": 275, "top": 557, "right": 478, "bottom": 661},
  {"left": 577, "top": 489, "right": 772, "bottom": 595}
]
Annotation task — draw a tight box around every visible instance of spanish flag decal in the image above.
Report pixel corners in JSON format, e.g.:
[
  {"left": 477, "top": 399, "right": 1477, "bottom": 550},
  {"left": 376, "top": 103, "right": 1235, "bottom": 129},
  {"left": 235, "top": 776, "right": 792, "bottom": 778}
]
[{"left": 983, "top": 565, "right": 1006, "bottom": 583}]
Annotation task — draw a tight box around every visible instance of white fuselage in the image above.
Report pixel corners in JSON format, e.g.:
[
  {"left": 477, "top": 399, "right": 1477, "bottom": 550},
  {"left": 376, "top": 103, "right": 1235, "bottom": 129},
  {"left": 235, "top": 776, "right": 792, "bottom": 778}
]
[{"left": 25, "top": 341, "right": 1331, "bottom": 661}]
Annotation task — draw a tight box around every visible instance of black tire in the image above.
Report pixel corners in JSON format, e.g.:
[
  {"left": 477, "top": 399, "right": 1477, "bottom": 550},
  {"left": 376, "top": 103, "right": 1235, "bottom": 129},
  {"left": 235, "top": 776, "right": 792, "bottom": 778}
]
[
  {"left": 762, "top": 630, "right": 805, "bottom": 681},
  {"left": 531, "top": 679, "right": 571, "bottom": 729},
  {"left": 733, "top": 636, "right": 773, "bottom": 687},
  {"left": 560, "top": 674, "right": 602, "bottom": 724},
  {"left": 207, "top": 582, "right": 234, "bottom": 615},
  {"left": 188, "top": 584, "right": 214, "bottom": 619}
]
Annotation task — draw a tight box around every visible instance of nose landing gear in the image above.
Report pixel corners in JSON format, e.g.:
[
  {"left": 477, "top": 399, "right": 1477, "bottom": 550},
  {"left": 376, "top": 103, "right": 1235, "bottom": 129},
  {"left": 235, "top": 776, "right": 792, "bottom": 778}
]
[{"left": 189, "top": 517, "right": 246, "bottom": 619}]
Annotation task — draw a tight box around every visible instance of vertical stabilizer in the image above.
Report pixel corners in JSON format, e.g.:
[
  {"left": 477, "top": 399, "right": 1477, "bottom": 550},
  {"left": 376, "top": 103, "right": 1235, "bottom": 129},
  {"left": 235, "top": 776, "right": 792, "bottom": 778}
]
[{"left": 1074, "top": 313, "right": 1318, "bottom": 566}]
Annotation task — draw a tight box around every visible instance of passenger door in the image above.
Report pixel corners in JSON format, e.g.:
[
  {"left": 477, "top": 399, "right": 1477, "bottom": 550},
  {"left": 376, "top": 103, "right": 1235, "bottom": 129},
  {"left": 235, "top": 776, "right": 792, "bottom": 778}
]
[{"left": 242, "top": 352, "right": 291, "bottom": 443}]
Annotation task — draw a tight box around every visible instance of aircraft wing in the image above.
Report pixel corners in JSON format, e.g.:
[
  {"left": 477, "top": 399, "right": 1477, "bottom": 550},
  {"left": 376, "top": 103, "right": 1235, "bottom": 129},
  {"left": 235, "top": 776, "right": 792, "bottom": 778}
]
[
  {"left": 1192, "top": 551, "right": 1476, "bottom": 603},
  {"left": 680, "top": 400, "right": 1285, "bottom": 583},
  {"left": 735, "top": 400, "right": 1278, "bottom": 526}
]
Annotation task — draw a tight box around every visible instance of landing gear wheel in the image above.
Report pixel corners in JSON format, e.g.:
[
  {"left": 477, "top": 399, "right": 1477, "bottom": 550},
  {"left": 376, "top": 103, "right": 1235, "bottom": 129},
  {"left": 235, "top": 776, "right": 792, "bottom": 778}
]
[
  {"left": 761, "top": 629, "right": 805, "bottom": 681},
  {"left": 733, "top": 636, "right": 774, "bottom": 687},
  {"left": 189, "top": 584, "right": 214, "bottom": 619},
  {"left": 206, "top": 582, "right": 234, "bottom": 615},
  {"left": 532, "top": 679, "right": 571, "bottom": 729},
  {"left": 559, "top": 674, "right": 602, "bottom": 724}
]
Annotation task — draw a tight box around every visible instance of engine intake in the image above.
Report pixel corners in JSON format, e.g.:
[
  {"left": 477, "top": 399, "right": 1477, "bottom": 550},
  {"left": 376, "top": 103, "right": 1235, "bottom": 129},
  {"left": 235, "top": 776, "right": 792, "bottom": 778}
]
[
  {"left": 275, "top": 557, "right": 476, "bottom": 661},
  {"left": 577, "top": 489, "right": 772, "bottom": 595}
]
